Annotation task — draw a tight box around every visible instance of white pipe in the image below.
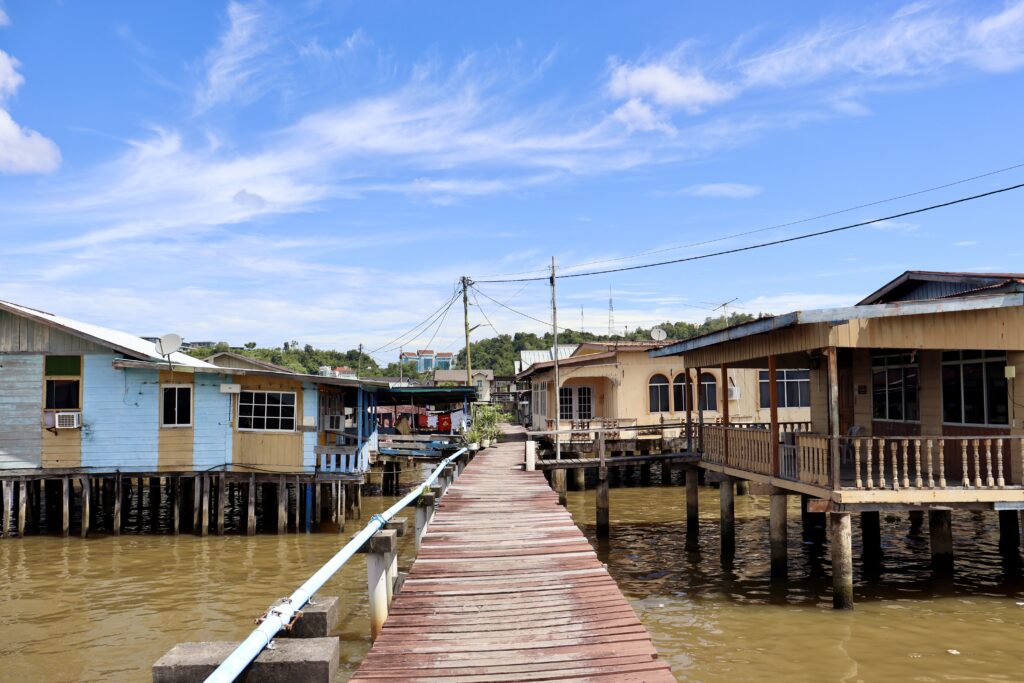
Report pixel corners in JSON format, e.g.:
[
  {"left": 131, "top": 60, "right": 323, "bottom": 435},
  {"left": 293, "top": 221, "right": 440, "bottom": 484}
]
[{"left": 205, "top": 448, "right": 467, "bottom": 683}]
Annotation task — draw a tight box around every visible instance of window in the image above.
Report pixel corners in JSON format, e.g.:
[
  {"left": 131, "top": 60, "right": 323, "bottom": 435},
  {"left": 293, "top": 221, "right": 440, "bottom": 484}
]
[
  {"left": 161, "top": 385, "right": 192, "bottom": 427},
  {"left": 559, "top": 387, "right": 574, "bottom": 420},
  {"left": 942, "top": 351, "right": 1008, "bottom": 425},
  {"left": 870, "top": 352, "right": 919, "bottom": 422},
  {"left": 672, "top": 374, "right": 691, "bottom": 413},
  {"left": 532, "top": 381, "right": 549, "bottom": 418},
  {"left": 699, "top": 373, "right": 717, "bottom": 411},
  {"left": 238, "top": 391, "right": 296, "bottom": 431},
  {"left": 649, "top": 374, "right": 670, "bottom": 413},
  {"left": 44, "top": 355, "right": 81, "bottom": 410},
  {"left": 759, "top": 369, "right": 811, "bottom": 408},
  {"left": 576, "top": 387, "right": 593, "bottom": 420}
]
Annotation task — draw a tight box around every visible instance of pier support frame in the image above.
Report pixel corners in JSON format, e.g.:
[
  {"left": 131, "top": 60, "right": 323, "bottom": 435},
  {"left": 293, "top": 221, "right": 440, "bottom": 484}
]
[
  {"left": 277, "top": 477, "right": 287, "bottom": 535},
  {"left": 685, "top": 468, "right": 699, "bottom": 538},
  {"left": 361, "top": 529, "right": 398, "bottom": 641},
  {"left": 596, "top": 467, "right": 609, "bottom": 539},
  {"left": 861, "top": 511, "right": 881, "bottom": 562},
  {"left": 769, "top": 493, "right": 787, "bottom": 577},
  {"left": 719, "top": 478, "right": 735, "bottom": 558},
  {"left": 80, "top": 475, "right": 91, "bottom": 539},
  {"left": 929, "top": 509, "right": 954, "bottom": 572},
  {"left": 215, "top": 474, "right": 226, "bottom": 536},
  {"left": 552, "top": 468, "right": 567, "bottom": 506},
  {"left": 113, "top": 475, "right": 122, "bottom": 536},
  {"left": 1, "top": 480, "right": 12, "bottom": 537},
  {"left": 415, "top": 488, "right": 438, "bottom": 549},
  {"left": 831, "top": 511, "right": 854, "bottom": 609},
  {"left": 571, "top": 467, "right": 585, "bottom": 491},
  {"left": 999, "top": 509, "right": 1020, "bottom": 552},
  {"left": 61, "top": 478, "right": 70, "bottom": 536},
  {"left": 246, "top": 474, "right": 256, "bottom": 536}
]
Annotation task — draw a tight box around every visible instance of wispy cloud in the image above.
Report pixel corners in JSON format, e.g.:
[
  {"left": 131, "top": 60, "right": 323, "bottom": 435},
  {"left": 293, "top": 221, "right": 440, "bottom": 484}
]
[
  {"left": 0, "top": 49, "right": 60, "bottom": 174},
  {"left": 671, "top": 182, "right": 762, "bottom": 199},
  {"left": 605, "top": 2, "right": 1024, "bottom": 123},
  {"left": 953, "top": 240, "right": 978, "bottom": 247},
  {"left": 194, "top": 1, "right": 276, "bottom": 112},
  {"left": 0, "top": 8, "right": 9, "bottom": 27}
]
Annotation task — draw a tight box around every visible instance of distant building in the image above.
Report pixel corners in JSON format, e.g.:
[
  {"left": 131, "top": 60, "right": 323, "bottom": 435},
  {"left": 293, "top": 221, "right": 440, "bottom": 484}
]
[
  {"left": 401, "top": 349, "right": 453, "bottom": 372},
  {"left": 204, "top": 351, "right": 295, "bottom": 373},
  {"left": 434, "top": 368, "right": 494, "bottom": 402}
]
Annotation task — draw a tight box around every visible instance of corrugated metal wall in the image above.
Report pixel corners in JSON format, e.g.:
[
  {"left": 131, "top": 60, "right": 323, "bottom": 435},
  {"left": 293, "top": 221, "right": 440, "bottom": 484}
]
[{"left": 0, "top": 354, "right": 43, "bottom": 469}]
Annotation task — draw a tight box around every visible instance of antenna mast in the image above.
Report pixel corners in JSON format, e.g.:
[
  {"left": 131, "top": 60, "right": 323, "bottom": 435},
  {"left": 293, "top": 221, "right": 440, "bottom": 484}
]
[{"left": 608, "top": 286, "right": 614, "bottom": 336}]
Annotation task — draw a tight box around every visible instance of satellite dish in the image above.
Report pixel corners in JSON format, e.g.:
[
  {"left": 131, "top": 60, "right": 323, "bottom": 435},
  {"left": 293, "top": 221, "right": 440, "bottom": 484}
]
[
  {"left": 650, "top": 327, "right": 667, "bottom": 341},
  {"left": 155, "top": 333, "right": 183, "bottom": 357}
]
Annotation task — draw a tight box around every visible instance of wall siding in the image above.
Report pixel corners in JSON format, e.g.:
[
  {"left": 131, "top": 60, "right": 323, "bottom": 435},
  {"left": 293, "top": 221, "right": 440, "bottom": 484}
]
[
  {"left": 0, "top": 311, "right": 110, "bottom": 354},
  {"left": 0, "top": 354, "right": 43, "bottom": 469},
  {"left": 303, "top": 383, "right": 317, "bottom": 470},
  {"left": 81, "top": 355, "right": 159, "bottom": 469},
  {"left": 231, "top": 374, "right": 306, "bottom": 471},
  {"left": 192, "top": 374, "right": 233, "bottom": 471}
]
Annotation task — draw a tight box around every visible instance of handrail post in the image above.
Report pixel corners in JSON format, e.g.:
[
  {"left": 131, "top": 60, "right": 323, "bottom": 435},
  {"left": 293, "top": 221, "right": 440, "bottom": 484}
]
[
  {"left": 721, "top": 364, "right": 730, "bottom": 466},
  {"left": 415, "top": 486, "right": 439, "bottom": 550},
  {"left": 769, "top": 355, "right": 780, "bottom": 477},
  {"left": 827, "top": 347, "right": 841, "bottom": 489},
  {"left": 596, "top": 431, "right": 609, "bottom": 538},
  {"left": 359, "top": 529, "right": 397, "bottom": 641}
]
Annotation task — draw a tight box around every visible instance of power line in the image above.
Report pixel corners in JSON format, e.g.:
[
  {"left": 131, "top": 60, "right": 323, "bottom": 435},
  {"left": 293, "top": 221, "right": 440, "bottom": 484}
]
[
  {"left": 368, "top": 285, "right": 460, "bottom": 354},
  {"left": 473, "top": 161, "right": 1024, "bottom": 280},
  {"left": 471, "top": 289, "right": 500, "bottom": 335},
  {"left": 471, "top": 284, "right": 570, "bottom": 332},
  {"left": 475, "top": 181, "right": 1024, "bottom": 283},
  {"left": 423, "top": 290, "right": 457, "bottom": 350}
]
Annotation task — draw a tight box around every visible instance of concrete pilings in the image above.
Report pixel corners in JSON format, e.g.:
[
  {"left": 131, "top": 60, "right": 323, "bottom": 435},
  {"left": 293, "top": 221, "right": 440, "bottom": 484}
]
[
  {"left": 929, "top": 509, "right": 954, "bottom": 572},
  {"left": 830, "top": 512, "right": 854, "bottom": 609},
  {"left": 769, "top": 493, "right": 787, "bottom": 578}
]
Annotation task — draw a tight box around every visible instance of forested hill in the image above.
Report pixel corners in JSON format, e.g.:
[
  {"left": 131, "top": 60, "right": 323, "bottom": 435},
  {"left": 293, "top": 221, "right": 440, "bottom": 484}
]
[
  {"left": 185, "top": 313, "right": 757, "bottom": 378},
  {"left": 455, "top": 313, "right": 756, "bottom": 376}
]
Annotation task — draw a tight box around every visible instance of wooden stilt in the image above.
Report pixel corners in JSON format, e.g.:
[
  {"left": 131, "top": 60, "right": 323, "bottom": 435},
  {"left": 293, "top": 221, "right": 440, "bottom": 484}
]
[
  {"left": 17, "top": 480, "right": 27, "bottom": 538},
  {"left": 80, "top": 476, "right": 91, "bottom": 539},
  {"left": 929, "top": 509, "right": 953, "bottom": 572},
  {"left": 215, "top": 474, "right": 226, "bottom": 536},
  {"left": 277, "top": 476, "right": 287, "bottom": 534},
  {"left": 685, "top": 467, "right": 699, "bottom": 538},
  {"left": 999, "top": 509, "right": 1019, "bottom": 552},
  {"left": 247, "top": 474, "right": 256, "bottom": 536},
  {"left": 61, "top": 478, "right": 70, "bottom": 537},
  {"left": 660, "top": 462, "right": 672, "bottom": 486},
  {"left": 572, "top": 467, "right": 585, "bottom": 491},
  {"left": 304, "top": 483, "right": 313, "bottom": 533},
  {"left": 342, "top": 481, "right": 350, "bottom": 532},
  {"left": 596, "top": 473, "right": 609, "bottom": 539},
  {"left": 314, "top": 482, "right": 322, "bottom": 525},
  {"left": 769, "top": 493, "right": 787, "bottom": 578},
  {"left": 113, "top": 475, "right": 122, "bottom": 536},
  {"left": 909, "top": 509, "right": 924, "bottom": 536},
  {"left": 199, "top": 475, "right": 210, "bottom": 537},
  {"left": 831, "top": 512, "right": 854, "bottom": 609},
  {"left": 719, "top": 478, "right": 735, "bottom": 558},
  {"left": 172, "top": 476, "right": 181, "bottom": 535},
  {"left": 2, "top": 480, "right": 13, "bottom": 538},
  {"left": 552, "top": 468, "right": 566, "bottom": 506},
  {"left": 149, "top": 477, "right": 160, "bottom": 531},
  {"left": 192, "top": 476, "right": 201, "bottom": 532},
  {"left": 861, "top": 511, "right": 881, "bottom": 562}
]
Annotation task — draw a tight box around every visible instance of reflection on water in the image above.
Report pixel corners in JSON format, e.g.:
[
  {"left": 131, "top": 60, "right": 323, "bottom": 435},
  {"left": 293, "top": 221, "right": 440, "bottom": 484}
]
[
  {"left": 2, "top": 468, "right": 1023, "bottom": 682},
  {"left": 567, "top": 482, "right": 1024, "bottom": 683}
]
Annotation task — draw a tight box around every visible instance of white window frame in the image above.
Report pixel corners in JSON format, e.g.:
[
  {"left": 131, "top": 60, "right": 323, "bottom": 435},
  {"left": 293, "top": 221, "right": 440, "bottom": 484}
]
[
  {"left": 237, "top": 390, "right": 298, "bottom": 432},
  {"left": 941, "top": 351, "right": 1009, "bottom": 427},
  {"left": 557, "top": 385, "right": 595, "bottom": 421},
  {"left": 160, "top": 384, "right": 193, "bottom": 428},
  {"left": 758, "top": 369, "right": 811, "bottom": 409}
]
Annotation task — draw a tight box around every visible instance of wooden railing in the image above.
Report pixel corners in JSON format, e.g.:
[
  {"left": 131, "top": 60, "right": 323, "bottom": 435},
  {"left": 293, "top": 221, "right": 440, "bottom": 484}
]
[
  {"left": 315, "top": 444, "right": 364, "bottom": 473},
  {"left": 796, "top": 434, "right": 832, "bottom": 487},
  {"left": 728, "top": 427, "right": 773, "bottom": 475},
  {"left": 729, "top": 421, "right": 813, "bottom": 433},
  {"left": 843, "top": 436, "right": 1023, "bottom": 491}
]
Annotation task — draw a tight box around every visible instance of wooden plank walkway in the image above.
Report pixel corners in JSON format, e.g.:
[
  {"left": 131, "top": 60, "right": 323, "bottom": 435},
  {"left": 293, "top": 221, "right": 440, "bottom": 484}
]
[{"left": 350, "top": 426, "right": 675, "bottom": 682}]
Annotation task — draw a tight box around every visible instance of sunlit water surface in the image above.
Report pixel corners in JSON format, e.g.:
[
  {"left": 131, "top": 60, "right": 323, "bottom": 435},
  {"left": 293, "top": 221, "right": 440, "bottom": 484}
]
[{"left": 2, "top": 468, "right": 1023, "bottom": 682}]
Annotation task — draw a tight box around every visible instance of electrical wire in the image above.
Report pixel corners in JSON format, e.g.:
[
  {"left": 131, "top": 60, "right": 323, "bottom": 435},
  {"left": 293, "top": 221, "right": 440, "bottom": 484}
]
[
  {"left": 470, "top": 162, "right": 1024, "bottom": 279},
  {"left": 471, "top": 289, "right": 500, "bottom": 335},
  {"left": 471, "top": 283, "right": 571, "bottom": 332},
  {"left": 367, "top": 285, "right": 460, "bottom": 355},
  {"left": 475, "top": 181, "right": 1024, "bottom": 283}
]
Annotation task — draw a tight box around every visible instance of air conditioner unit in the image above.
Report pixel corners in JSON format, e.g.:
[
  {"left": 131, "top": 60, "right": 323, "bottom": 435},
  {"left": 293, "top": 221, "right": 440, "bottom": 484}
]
[
  {"left": 55, "top": 412, "right": 82, "bottom": 429},
  {"left": 727, "top": 387, "right": 741, "bottom": 401},
  {"left": 325, "top": 414, "right": 343, "bottom": 431}
]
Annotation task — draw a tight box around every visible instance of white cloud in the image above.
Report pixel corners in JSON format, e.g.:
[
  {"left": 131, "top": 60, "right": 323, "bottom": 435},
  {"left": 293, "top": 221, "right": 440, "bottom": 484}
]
[
  {"left": 195, "top": 1, "right": 274, "bottom": 112},
  {"left": 300, "top": 29, "right": 370, "bottom": 61},
  {"left": 612, "top": 98, "right": 676, "bottom": 135},
  {"left": 870, "top": 219, "right": 918, "bottom": 232},
  {"left": 0, "top": 8, "right": 9, "bottom": 27},
  {"left": 0, "top": 50, "right": 60, "bottom": 174},
  {"left": 953, "top": 240, "right": 978, "bottom": 247},
  {"left": 675, "top": 182, "right": 762, "bottom": 199},
  {"left": 608, "top": 61, "right": 735, "bottom": 114}
]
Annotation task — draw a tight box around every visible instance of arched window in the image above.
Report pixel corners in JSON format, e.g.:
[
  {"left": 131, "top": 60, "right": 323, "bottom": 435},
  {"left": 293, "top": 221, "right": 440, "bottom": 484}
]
[
  {"left": 699, "top": 372, "right": 718, "bottom": 411},
  {"left": 673, "top": 373, "right": 690, "bottom": 412},
  {"left": 649, "top": 374, "right": 670, "bottom": 413}
]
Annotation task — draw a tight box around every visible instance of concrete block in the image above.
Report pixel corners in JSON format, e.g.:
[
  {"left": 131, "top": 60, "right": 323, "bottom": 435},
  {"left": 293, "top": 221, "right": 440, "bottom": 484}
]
[
  {"left": 357, "top": 528, "right": 396, "bottom": 554},
  {"left": 152, "top": 637, "right": 339, "bottom": 683},
  {"left": 277, "top": 596, "right": 340, "bottom": 638},
  {"left": 383, "top": 518, "right": 407, "bottom": 537}
]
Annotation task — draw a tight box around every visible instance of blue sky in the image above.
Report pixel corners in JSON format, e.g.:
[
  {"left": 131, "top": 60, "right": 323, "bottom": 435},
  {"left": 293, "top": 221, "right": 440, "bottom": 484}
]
[{"left": 1, "top": 1, "right": 1024, "bottom": 363}]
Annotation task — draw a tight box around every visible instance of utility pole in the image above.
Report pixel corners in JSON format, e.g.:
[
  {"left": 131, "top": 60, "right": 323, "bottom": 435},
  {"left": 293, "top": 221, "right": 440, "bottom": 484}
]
[
  {"left": 551, "top": 256, "right": 565, "bottom": 505},
  {"left": 551, "top": 257, "right": 560, "bottom": 462},
  {"left": 357, "top": 343, "right": 363, "bottom": 378},
  {"left": 399, "top": 346, "right": 403, "bottom": 383},
  {"left": 461, "top": 277, "right": 472, "bottom": 388}
]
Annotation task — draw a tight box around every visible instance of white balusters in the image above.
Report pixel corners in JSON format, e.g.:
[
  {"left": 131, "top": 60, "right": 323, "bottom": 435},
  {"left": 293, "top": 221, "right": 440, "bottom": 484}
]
[
  {"left": 984, "top": 439, "right": 995, "bottom": 488},
  {"left": 865, "top": 439, "right": 874, "bottom": 489},
  {"left": 913, "top": 439, "right": 923, "bottom": 488},
  {"left": 962, "top": 441, "right": 970, "bottom": 489},
  {"left": 925, "top": 439, "right": 934, "bottom": 488},
  {"left": 854, "top": 439, "right": 862, "bottom": 489},
  {"left": 973, "top": 439, "right": 983, "bottom": 489},
  {"left": 996, "top": 439, "right": 1005, "bottom": 488},
  {"left": 878, "top": 438, "right": 887, "bottom": 489},
  {"left": 938, "top": 440, "right": 946, "bottom": 489},
  {"left": 891, "top": 441, "right": 900, "bottom": 491}
]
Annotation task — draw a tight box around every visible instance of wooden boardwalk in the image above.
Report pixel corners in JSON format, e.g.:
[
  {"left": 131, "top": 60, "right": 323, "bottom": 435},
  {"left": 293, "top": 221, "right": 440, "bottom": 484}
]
[{"left": 350, "top": 427, "right": 675, "bottom": 682}]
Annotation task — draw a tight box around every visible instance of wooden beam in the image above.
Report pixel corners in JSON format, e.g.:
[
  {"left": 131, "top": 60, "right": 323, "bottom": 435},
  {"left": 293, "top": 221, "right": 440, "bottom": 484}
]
[
  {"left": 769, "top": 355, "right": 780, "bottom": 477},
  {"left": 827, "top": 347, "right": 841, "bottom": 489},
  {"left": 721, "top": 364, "right": 730, "bottom": 466}
]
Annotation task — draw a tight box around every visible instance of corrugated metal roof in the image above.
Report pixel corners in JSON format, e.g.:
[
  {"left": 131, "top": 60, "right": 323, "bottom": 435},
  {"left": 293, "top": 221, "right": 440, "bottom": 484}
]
[
  {"left": 518, "top": 345, "right": 579, "bottom": 367},
  {"left": 0, "top": 300, "right": 215, "bottom": 368},
  {"left": 434, "top": 368, "right": 493, "bottom": 382}
]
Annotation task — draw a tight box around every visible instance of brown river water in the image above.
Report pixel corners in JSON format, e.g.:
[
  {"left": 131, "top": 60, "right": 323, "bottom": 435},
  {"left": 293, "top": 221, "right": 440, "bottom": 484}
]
[{"left": 2, "top": 468, "right": 1023, "bottom": 682}]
